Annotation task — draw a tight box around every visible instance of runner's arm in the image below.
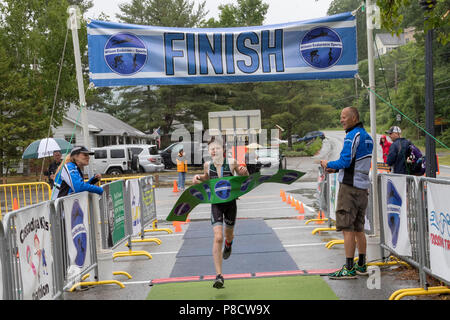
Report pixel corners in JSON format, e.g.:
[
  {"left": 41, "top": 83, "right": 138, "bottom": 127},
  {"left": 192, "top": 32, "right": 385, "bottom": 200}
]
[{"left": 193, "top": 162, "right": 210, "bottom": 184}]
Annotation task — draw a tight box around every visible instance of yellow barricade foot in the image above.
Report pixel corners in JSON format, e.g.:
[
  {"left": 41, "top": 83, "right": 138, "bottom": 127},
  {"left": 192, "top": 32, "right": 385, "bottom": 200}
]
[
  {"left": 69, "top": 280, "right": 125, "bottom": 292},
  {"left": 113, "top": 250, "right": 153, "bottom": 260},
  {"left": 325, "top": 239, "right": 344, "bottom": 248},
  {"left": 312, "top": 227, "right": 336, "bottom": 235},
  {"left": 389, "top": 286, "right": 450, "bottom": 300},
  {"left": 305, "top": 218, "right": 329, "bottom": 225},
  {"left": 113, "top": 271, "right": 132, "bottom": 279},
  {"left": 129, "top": 237, "right": 162, "bottom": 246}
]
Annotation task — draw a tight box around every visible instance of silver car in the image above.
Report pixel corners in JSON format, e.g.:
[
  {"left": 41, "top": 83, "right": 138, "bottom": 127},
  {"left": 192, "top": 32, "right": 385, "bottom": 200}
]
[{"left": 128, "top": 144, "right": 165, "bottom": 173}]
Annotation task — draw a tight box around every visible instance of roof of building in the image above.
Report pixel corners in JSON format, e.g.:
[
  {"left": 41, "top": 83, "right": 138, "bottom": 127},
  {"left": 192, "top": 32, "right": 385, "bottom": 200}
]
[
  {"left": 65, "top": 104, "right": 154, "bottom": 138},
  {"left": 375, "top": 33, "right": 406, "bottom": 46}
]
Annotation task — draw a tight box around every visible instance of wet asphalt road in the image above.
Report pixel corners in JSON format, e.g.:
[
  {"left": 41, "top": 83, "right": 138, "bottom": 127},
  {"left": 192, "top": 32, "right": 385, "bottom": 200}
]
[{"left": 62, "top": 131, "right": 432, "bottom": 301}]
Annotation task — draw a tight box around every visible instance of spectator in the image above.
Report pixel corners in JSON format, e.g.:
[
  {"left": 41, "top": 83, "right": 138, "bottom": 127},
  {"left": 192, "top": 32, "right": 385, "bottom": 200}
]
[
  {"left": 44, "top": 150, "right": 62, "bottom": 188},
  {"left": 244, "top": 143, "right": 262, "bottom": 174},
  {"left": 320, "top": 106, "right": 373, "bottom": 279},
  {"left": 379, "top": 135, "right": 392, "bottom": 164},
  {"left": 176, "top": 148, "right": 188, "bottom": 191},
  {"left": 51, "top": 146, "right": 103, "bottom": 200},
  {"left": 385, "top": 126, "right": 410, "bottom": 174}
]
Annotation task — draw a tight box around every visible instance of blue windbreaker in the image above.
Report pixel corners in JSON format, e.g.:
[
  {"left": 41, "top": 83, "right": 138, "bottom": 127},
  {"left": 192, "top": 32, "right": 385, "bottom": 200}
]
[
  {"left": 327, "top": 123, "right": 373, "bottom": 190},
  {"left": 51, "top": 162, "right": 103, "bottom": 200}
]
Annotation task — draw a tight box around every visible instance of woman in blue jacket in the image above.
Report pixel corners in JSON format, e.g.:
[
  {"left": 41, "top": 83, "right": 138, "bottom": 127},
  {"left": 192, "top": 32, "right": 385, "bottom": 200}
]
[{"left": 52, "top": 146, "right": 103, "bottom": 200}]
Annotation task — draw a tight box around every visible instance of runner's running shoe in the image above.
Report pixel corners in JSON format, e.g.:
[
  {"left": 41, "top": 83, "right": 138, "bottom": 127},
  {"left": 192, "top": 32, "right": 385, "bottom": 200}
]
[
  {"left": 213, "top": 274, "right": 224, "bottom": 289},
  {"left": 328, "top": 265, "right": 357, "bottom": 279},
  {"left": 223, "top": 244, "right": 232, "bottom": 260}
]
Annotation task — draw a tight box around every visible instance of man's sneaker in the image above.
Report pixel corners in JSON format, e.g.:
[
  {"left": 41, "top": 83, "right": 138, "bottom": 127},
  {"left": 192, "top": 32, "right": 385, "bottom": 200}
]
[
  {"left": 223, "top": 244, "right": 232, "bottom": 260},
  {"left": 213, "top": 274, "right": 224, "bottom": 289},
  {"left": 354, "top": 263, "right": 368, "bottom": 275},
  {"left": 328, "top": 265, "right": 357, "bottom": 280}
]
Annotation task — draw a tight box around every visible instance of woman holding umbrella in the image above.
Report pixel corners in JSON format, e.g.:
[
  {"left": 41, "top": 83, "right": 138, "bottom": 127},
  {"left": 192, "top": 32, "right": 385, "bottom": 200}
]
[{"left": 51, "top": 146, "right": 103, "bottom": 200}]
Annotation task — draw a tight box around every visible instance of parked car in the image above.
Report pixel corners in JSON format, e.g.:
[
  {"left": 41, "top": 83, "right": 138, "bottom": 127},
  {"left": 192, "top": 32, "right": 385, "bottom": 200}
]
[
  {"left": 91, "top": 144, "right": 163, "bottom": 175},
  {"left": 254, "top": 148, "right": 286, "bottom": 174},
  {"left": 128, "top": 144, "right": 164, "bottom": 173},
  {"left": 159, "top": 141, "right": 209, "bottom": 169},
  {"left": 297, "top": 131, "right": 325, "bottom": 143}
]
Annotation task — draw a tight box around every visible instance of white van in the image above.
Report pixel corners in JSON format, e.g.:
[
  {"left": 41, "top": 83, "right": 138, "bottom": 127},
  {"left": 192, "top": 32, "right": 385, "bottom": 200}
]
[{"left": 91, "top": 144, "right": 163, "bottom": 175}]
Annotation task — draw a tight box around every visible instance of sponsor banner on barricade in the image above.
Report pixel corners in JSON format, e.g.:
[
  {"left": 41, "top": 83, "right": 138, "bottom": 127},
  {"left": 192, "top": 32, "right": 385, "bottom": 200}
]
[
  {"left": 14, "top": 201, "right": 54, "bottom": 300},
  {"left": 328, "top": 172, "right": 339, "bottom": 221},
  {"left": 87, "top": 12, "right": 357, "bottom": 87},
  {"left": 426, "top": 182, "right": 450, "bottom": 282},
  {"left": 101, "top": 180, "right": 126, "bottom": 248},
  {"left": 139, "top": 176, "right": 156, "bottom": 225},
  {"left": 126, "top": 179, "right": 141, "bottom": 236},
  {"left": 380, "top": 175, "right": 412, "bottom": 256},
  {"left": 55, "top": 192, "right": 93, "bottom": 287}
]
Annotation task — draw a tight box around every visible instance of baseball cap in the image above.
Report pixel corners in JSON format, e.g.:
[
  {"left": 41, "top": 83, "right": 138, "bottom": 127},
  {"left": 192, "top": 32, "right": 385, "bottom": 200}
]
[
  {"left": 385, "top": 126, "right": 401, "bottom": 134},
  {"left": 70, "top": 146, "right": 94, "bottom": 156}
]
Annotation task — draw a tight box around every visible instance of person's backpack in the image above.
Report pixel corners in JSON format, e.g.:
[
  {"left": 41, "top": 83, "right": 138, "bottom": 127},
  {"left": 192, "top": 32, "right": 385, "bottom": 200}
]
[{"left": 405, "top": 141, "right": 425, "bottom": 176}]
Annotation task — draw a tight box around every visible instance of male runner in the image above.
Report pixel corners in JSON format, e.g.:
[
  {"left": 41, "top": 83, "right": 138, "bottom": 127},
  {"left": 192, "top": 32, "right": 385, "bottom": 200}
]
[{"left": 192, "top": 138, "right": 248, "bottom": 288}]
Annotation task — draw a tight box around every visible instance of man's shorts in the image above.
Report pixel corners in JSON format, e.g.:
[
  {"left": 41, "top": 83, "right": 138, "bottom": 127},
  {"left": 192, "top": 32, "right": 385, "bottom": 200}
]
[
  {"left": 335, "top": 183, "right": 368, "bottom": 232},
  {"left": 211, "top": 200, "right": 237, "bottom": 228}
]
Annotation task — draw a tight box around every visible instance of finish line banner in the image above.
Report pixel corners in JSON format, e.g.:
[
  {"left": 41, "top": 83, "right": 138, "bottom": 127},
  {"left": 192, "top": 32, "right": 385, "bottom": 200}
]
[
  {"left": 166, "top": 169, "right": 305, "bottom": 222},
  {"left": 87, "top": 12, "right": 357, "bottom": 87}
]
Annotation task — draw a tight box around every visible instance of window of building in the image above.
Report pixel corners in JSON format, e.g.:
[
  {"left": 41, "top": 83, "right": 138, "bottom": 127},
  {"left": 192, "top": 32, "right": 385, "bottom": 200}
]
[{"left": 65, "top": 135, "right": 76, "bottom": 145}]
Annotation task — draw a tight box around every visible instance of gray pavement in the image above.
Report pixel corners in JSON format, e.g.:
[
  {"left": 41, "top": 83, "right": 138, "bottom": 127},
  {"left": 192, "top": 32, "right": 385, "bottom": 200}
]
[{"left": 63, "top": 133, "right": 434, "bottom": 301}]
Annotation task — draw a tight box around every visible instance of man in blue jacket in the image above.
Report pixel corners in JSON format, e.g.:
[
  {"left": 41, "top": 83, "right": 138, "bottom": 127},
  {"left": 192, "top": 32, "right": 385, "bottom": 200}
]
[{"left": 320, "top": 107, "right": 373, "bottom": 279}]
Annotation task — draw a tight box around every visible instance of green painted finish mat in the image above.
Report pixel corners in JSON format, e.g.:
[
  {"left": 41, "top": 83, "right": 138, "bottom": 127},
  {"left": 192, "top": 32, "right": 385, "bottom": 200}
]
[{"left": 147, "top": 275, "right": 338, "bottom": 300}]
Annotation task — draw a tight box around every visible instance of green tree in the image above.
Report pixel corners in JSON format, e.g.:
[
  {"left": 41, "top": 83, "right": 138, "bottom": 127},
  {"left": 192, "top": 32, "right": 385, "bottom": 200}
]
[{"left": 203, "top": 0, "right": 269, "bottom": 27}]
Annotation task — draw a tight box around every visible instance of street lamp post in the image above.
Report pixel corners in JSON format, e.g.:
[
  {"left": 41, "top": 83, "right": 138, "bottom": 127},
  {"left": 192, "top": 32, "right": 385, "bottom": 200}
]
[{"left": 420, "top": 0, "right": 437, "bottom": 178}]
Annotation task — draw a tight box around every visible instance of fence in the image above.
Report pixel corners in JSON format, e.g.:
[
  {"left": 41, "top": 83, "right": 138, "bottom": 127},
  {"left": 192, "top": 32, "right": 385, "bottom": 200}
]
[
  {"left": 0, "top": 182, "right": 52, "bottom": 218},
  {"left": 0, "top": 174, "right": 163, "bottom": 299},
  {"left": 316, "top": 170, "right": 449, "bottom": 298}
]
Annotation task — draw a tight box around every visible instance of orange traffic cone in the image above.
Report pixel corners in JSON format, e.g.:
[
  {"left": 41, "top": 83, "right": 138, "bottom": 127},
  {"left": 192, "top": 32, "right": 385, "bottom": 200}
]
[
  {"left": 173, "top": 221, "right": 182, "bottom": 232},
  {"left": 13, "top": 198, "right": 19, "bottom": 211},
  {"left": 292, "top": 198, "right": 297, "bottom": 208},
  {"left": 281, "top": 191, "right": 286, "bottom": 202},
  {"left": 286, "top": 195, "right": 291, "bottom": 205},
  {"left": 317, "top": 211, "right": 324, "bottom": 224},
  {"left": 172, "top": 180, "right": 179, "bottom": 192},
  {"left": 298, "top": 201, "right": 305, "bottom": 214}
]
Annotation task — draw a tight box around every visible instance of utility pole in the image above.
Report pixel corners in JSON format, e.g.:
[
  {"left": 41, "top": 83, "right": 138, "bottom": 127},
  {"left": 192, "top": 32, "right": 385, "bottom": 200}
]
[
  {"left": 68, "top": 6, "right": 92, "bottom": 177},
  {"left": 420, "top": 0, "right": 437, "bottom": 178}
]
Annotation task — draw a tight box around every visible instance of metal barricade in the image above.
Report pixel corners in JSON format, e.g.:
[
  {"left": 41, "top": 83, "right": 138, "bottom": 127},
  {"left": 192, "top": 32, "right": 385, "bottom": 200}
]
[
  {"left": 0, "top": 182, "right": 52, "bottom": 218},
  {"left": 0, "top": 220, "right": 12, "bottom": 300},
  {"left": 377, "top": 173, "right": 427, "bottom": 285},
  {"left": 2, "top": 201, "right": 64, "bottom": 300},
  {"left": 418, "top": 177, "right": 450, "bottom": 287}
]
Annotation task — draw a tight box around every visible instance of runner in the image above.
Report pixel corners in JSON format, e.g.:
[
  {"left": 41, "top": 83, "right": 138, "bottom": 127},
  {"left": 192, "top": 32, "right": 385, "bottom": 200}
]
[{"left": 192, "top": 137, "right": 248, "bottom": 288}]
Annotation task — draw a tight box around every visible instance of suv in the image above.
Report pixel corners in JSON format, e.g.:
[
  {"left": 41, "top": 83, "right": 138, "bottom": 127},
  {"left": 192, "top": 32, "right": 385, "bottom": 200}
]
[
  {"left": 91, "top": 144, "right": 163, "bottom": 175},
  {"left": 159, "top": 141, "right": 209, "bottom": 169}
]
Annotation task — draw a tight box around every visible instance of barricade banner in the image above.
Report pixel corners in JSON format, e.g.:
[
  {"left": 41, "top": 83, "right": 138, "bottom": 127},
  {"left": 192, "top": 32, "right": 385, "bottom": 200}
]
[
  {"left": 426, "top": 182, "right": 450, "bottom": 282},
  {"left": 328, "top": 172, "right": 339, "bottom": 221},
  {"left": 14, "top": 201, "right": 54, "bottom": 300},
  {"left": 126, "top": 179, "right": 141, "bottom": 236},
  {"left": 380, "top": 175, "right": 412, "bottom": 256},
  {"left": 87, "top": 12, "right": 357, "bottom": 87},
  {"left": 101, "top": 180, "right": 126, "bottom": 247},
  {"left": 56, "top": 192, "right": 93, "bottom": 286},
  {"left": 139, "top": 176, "right": 156, "bottom": 225}
]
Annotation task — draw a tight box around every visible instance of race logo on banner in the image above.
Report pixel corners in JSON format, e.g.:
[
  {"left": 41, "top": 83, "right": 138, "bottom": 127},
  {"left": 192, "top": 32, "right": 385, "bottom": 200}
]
[
  {"left": 427, "top": 183, "right": 450, "bottom": 282},
  {"left": 15, "top": 202, "right": 53, "bottom": 300},
  {"left": 87, "top": 12, "right": 357, "bottom": 87},
  {"left": 381, "top": 176, "right": 412, "bottom": 256},
  {"left": 127, "top": 179, "right": 141, "bottom": 236},
  {"left": 61, "top": 193, "right": 92, "bottom": 285},
  {"left": 103, "top": 181, "right": 126, "bottom": 247}
]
